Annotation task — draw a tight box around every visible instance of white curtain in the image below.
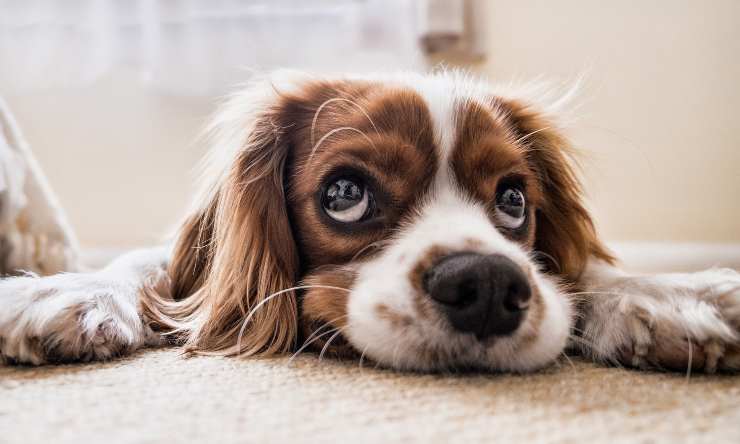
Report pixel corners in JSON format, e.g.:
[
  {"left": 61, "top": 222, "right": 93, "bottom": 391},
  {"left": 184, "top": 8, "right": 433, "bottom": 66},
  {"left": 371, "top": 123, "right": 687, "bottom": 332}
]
[{"left": 0, "top": 0, "right": 442, "bottom": 96}]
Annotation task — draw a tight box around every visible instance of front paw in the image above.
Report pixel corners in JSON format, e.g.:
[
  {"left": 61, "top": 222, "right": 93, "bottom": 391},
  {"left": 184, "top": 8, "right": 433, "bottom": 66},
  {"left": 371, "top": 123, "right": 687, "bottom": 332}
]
[
  {"left": 582, "top": 268, "right": 740, "bottom": 373},
  {"left": 616, "top": 302, "right": 739, "bottom": 373},
  {"left": 0, "top": 274, "right": 158, "bottom": 365}
]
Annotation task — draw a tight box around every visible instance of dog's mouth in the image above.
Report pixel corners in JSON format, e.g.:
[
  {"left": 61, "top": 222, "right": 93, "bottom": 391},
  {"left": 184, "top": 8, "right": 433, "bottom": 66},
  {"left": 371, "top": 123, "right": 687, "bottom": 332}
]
[{"left": 297, "top": 305, "right": 540, "bottom": 372}]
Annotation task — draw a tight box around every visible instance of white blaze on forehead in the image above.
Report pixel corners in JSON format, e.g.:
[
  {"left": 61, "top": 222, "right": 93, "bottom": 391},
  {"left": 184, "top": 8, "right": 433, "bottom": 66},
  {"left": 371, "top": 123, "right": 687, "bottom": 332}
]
[
  {"left": 390, "top": 72, "right": 501, "bottom": 193},
  {"left": 403, "top": 75, "right": 466, "bottom": 195},
  {"left": 407, "top": 78, "right": 459, "bottom": 167}
]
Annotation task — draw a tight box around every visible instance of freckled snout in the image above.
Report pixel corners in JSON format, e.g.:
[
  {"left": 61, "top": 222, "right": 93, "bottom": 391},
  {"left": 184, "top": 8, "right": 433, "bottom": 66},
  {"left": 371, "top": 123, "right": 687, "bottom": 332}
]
[{"left": 423, "top": 253, "right": 531, "bottom": 339}]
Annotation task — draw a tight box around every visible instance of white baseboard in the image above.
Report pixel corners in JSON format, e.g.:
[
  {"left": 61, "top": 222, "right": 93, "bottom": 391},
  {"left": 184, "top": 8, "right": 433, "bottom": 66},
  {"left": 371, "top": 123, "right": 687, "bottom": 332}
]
[{"left": 610, "top": 242, "right": 740, "bottom": 273}]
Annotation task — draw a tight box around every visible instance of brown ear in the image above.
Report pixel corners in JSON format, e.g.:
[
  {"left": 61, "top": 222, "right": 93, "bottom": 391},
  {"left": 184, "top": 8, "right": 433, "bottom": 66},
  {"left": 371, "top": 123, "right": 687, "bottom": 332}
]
[
  {"left": 144, "top": 85, "right": 300, "bottom": 356},
  {"left": 503, "top": 99, "right": 614, "bottom": 282}
]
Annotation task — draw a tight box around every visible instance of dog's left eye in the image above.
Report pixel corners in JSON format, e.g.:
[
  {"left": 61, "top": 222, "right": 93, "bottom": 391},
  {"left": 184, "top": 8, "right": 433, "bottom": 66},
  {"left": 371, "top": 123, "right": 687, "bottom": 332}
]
[
  {"left": 495, "top": 187, "right": 526, "bottom": 229},
  {"left": 322, "top": 178, "right": 371, "bottom": 223}
]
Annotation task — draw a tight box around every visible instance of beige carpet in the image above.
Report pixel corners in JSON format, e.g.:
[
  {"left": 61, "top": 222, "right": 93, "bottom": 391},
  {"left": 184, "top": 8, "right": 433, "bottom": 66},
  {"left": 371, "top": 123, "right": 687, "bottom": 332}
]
[{"left": 2, "top": 349, "right": 739, "bottom": 444}]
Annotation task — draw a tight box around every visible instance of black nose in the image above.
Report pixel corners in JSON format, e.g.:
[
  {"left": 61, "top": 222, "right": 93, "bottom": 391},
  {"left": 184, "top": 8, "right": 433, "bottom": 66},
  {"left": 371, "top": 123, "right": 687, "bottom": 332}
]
[{"left": 422, "top": 253, "right": 531, "bottom": 339}]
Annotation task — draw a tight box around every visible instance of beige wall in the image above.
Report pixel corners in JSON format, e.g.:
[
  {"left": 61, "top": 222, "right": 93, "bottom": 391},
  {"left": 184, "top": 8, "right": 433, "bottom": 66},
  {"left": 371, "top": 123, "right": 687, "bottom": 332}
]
[
  {"left": 472, "top": 1, "right": 740, "bottom": 242},
  {"left": 6, "top": 72, "right": 211, "bottom": 247},
  {"left": 5, "top": 1, "right": 740, "bottom": 248}
]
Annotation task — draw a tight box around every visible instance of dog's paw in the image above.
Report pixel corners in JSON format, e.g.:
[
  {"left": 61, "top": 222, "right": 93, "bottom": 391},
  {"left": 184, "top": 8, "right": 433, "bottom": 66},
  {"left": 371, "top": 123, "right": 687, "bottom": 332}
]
[
  {"left": 0, "top": 273, "right": 160, "bottom": 365},
  {"left": 581, "top": 268, "right": 740, "bottom": 373},
  {"left": 616, "top": 299, "right": 739, "bottom": 373}
]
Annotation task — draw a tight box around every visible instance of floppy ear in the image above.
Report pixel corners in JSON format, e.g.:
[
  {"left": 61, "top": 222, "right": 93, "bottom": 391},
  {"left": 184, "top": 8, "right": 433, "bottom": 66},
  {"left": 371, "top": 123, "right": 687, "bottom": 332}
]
[
  {"left": 503, "top": 99, "right": 614, "bottom": 282},
  {"left": 143, "top": 81, "right": 301, "bottom": 356}
]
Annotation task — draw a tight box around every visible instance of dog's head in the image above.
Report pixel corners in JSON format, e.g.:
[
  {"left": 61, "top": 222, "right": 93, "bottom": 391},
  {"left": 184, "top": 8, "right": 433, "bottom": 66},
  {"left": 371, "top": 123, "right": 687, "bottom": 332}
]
[{"left": 160, "top": 71, "right": 612, "bottom": 372}]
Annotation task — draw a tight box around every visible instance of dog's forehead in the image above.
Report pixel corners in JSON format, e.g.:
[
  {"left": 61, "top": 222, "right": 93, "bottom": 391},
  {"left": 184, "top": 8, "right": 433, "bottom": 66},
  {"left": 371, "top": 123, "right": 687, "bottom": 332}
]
[
  {"left": 285, "top": 75, "right": 543, "bottom": 269},
  {"left": 403, "top": 77, "right": 473, "bottom": 164},
  {"left": 299, "top": 77, "right": 518, "bottom": 178},
  {"left": 286, "top": 76, "right": 531, "bottom": 211},
  {"left": 400, "top": 79, "right": 525, "bottom": 190}
]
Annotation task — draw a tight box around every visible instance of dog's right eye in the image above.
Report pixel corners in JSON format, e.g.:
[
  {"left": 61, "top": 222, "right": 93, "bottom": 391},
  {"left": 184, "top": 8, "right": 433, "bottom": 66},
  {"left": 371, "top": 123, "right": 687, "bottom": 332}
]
[{"left": 322, "top": 178, "right": 372, "bottom": 223}]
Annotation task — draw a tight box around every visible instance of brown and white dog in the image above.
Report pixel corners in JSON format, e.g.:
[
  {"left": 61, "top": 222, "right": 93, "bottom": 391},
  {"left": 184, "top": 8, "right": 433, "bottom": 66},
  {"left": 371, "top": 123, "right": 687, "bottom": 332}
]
[{"left": 1, "top": 71, "right": 739, "bottom": 372}]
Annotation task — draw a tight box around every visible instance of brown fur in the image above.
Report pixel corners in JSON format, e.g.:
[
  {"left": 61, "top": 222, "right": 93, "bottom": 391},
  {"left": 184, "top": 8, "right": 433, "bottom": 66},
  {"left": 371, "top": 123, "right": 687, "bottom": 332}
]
[
  {"left": 518, "top": 267, "right": 546, "bottom": 345},
  {"left": 408, "top": 246, "right": 455, "bottom": 322},
  {"left": 298, "top": 266, "right": 358, "bottom": 358},
  {"left": 143, "top": 93, "right": 302, "bottom": 356},
  {"left": 140, "top": 80, "right": 441, "bottom": 358},
  {"left": 287, "top": 87, "right": 438, "bottom": 269},
  {"left": 451, "top": 100, "right": 542, "bottom": 247},
  {"left": 375, "top": 304, "right": 414, "bottom": 329}
]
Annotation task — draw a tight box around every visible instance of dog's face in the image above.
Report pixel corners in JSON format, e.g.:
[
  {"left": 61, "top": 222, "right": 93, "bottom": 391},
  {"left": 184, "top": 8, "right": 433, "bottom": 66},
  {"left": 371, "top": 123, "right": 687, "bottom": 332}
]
[{"left": 167, "top": 72, "right": 612, "bottom": 372}]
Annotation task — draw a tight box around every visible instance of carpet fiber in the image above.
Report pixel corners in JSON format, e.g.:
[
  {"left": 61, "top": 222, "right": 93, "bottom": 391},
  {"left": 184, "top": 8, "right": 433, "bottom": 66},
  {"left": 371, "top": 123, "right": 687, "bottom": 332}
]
[{"left": 2, "top": 349, "right": 739, "bottom": 444}]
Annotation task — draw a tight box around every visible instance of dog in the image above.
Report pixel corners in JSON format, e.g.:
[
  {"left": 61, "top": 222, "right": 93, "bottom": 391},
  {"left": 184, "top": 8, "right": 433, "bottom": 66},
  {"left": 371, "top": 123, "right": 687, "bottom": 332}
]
[{"left": 1, "top": 71, "right": 738, "bottom": 372}]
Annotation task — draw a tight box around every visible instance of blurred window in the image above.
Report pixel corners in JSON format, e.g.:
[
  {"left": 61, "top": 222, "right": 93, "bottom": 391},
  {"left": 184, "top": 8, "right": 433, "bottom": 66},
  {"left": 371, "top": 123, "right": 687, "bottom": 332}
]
[{"left": 0, "top": 0, "right": 438, "bottom": 95}]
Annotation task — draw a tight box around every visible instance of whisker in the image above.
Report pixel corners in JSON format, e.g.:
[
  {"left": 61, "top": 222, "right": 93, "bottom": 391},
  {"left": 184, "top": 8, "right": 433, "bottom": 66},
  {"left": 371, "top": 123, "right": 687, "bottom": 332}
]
[
  {"left": 287, "top": 314, "right": 349, "bottom": 364},
  {"left": 686, "top": 339, "right": 693, "bottom": 383},
  {"left": 288, "top": 327, "right": 340, "bottom": 365},
  {"left": 236, "top": 285, "right": 351, "bottom": 357},
  {"left": 390, "top": 341, "right": 403, "bottom": 370},
  {"left": 308, "top": 126, "right": 378, "bottom": 164},
  {"left": 515, "top": 126, "right": 551, "bottom": 145},
  {"left": 565, "top": 290, "right": 633, "bottom": 298},
  {"left": 560, "top": 351, "right": 576, "bottom": 371},
  {"left": 565, "top": 290, "right": 654, "bottom": 309},
  {"left": 605, "top": 354, "right": 627, "bottom": 370},
  {"left": 351, "top": 239, "right": 392, "bottom": 261},
  {"left": 568, "top": 332, "right": 629, "bottom": 370},
  {"left": 570, "top": 325, "right": 588, "bottom": 335},
  {"left": 671, "top": 313, "right": 695, "bottom": 383},
  {"left": 318, "top": 328, "right": 345, "bottom": 361},
  {"left": 305, "top": 314, "right": 349, "bottom": 345},
  {"left": 358, "top": 343, "right": 372, "bottom": 373},
  {"left": 567, "top": 334, "right": 597, "bottom": 350},
  {"left": 311, "top": 97, "right": 380, "bottom": 147},
  {"left": 531, "top": 250, "right": 561, "bottom": 273}
]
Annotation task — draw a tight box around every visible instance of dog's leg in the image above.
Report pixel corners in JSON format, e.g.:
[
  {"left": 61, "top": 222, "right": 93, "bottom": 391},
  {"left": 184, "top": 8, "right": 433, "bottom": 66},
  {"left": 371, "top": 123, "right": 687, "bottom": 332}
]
[
  {"left": 575, "top": 261, "right": 740, "bottom": 372},
  {"left": 0, "top": 247, "right": 169, "bottom": 365}
]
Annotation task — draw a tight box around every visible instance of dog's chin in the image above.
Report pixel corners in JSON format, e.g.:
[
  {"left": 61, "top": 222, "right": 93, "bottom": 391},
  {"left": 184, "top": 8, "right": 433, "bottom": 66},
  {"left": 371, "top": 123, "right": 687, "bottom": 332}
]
[{"left": 342, "top": 273, "right": 573, "bottom": 373}]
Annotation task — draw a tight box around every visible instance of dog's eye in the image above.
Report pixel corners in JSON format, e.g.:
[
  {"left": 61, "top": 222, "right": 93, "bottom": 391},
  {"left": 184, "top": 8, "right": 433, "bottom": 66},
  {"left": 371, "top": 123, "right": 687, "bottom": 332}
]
[
  {"left": 322, "top": 178, "right": 371, "bottom": 223},
  {"left": 495, "top": 187, "right": 526, "bottom": 229}
]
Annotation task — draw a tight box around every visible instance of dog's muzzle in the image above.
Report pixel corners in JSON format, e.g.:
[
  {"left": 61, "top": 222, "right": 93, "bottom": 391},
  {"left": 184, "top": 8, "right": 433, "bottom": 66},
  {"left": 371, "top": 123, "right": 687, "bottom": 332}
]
[{"left": 422, "top": 253, "right": 531, "bottom": 339}]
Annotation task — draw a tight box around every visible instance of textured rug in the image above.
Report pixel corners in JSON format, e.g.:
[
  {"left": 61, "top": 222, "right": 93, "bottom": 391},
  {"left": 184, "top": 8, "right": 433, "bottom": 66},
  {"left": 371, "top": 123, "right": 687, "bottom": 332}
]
[{"left": 2, "top": 349, "right": 739, "bottom": 444}]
